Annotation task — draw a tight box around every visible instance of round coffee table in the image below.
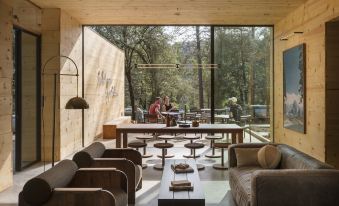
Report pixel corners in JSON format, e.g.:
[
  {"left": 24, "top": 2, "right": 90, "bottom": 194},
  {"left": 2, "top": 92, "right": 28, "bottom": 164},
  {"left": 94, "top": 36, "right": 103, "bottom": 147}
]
[
  {"left": 181, "top": 135, "right": 201, "bottom": 158},
  {"left": 184, "top": 142, "right": 205, "bottom": 170},
  {"left": 154, "top": 142, "right": 174, "bottom": 170},
  {"left": 205, "top": 135, "right": 223, "bottom": 158},
  {"left": 128, "top": 140, "right": 148, "bottom": 169},
  {"left": 212, "top": 142, "right": 231, "bottom": 170},
  {"left": 157, "top": 135, "right": 175, "bottom": 158}
]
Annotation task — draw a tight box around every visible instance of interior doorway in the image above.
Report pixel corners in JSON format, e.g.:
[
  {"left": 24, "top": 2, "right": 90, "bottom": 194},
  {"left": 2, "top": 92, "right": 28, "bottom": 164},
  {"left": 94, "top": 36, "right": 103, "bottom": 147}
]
[{"left": 12, "top": 28, "right": 41, "bottom": 172}]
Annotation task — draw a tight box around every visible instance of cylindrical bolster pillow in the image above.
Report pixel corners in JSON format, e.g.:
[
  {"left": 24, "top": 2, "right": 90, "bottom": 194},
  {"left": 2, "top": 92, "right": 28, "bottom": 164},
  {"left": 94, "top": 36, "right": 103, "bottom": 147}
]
[
  {"left": 22, "top": 160, "right": 78, "bottom": 205},
  {"left": 73, "top": 142, "right": 106, "bottom": 168}
]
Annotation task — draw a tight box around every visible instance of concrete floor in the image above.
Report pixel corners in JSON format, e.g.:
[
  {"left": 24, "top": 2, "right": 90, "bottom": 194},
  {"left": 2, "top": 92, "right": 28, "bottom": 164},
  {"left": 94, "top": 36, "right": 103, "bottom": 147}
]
[{"left": 0, "top": 132, "right": 262, "bottom": 206}]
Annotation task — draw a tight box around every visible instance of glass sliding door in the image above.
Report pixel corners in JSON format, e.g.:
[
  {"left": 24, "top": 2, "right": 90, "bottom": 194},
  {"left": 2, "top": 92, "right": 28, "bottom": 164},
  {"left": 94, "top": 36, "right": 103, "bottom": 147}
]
[
  {"left": 214, "top": 27, "right": 273, "bottom": 141},
  {"left": 13, "top": 28, "right": 41, "bottom": 171}
]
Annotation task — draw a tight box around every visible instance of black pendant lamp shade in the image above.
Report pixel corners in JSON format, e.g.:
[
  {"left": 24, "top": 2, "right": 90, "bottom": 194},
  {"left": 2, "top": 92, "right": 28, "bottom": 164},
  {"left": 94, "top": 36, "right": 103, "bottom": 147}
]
[{"left": 65, "top": 96, "right": 89, "bottom": 109}]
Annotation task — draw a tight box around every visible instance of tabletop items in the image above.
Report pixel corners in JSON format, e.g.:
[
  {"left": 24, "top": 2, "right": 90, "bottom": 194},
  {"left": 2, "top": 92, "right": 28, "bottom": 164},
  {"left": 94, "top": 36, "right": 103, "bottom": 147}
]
[
  {"left": 170, "top": 180, "right": 194, "bottom": 191},
  {"left": 171, "top": 163, "right": 194, "bottom": 173}
]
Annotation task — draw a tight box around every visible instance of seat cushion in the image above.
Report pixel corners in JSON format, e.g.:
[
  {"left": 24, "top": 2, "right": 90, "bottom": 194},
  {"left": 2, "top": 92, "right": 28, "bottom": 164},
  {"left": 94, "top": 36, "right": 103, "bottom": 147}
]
[
  {"left": 229, "top": 167, "right": 261, "bottom": 206},
  {"left": 135, "top": 165, "right": 142, "bottom": 188},
  {"left": 258, "top": 145, "right": 281, "bottom": 169},
  {"left": 234, "top": 148, "right": 260, "bottom": 167}
]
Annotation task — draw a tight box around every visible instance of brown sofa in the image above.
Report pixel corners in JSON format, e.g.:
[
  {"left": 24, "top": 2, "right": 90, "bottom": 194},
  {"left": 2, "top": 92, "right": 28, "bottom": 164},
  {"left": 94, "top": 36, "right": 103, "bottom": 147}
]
[
  {"left": 19, "top": 160, "right": 128, "bottom": 206},
  {"left": 229, "top": 143, "right": 339, "bottom": 206},
  {"left": 72, "top": 142, "right": 142, "bottom": 204}
]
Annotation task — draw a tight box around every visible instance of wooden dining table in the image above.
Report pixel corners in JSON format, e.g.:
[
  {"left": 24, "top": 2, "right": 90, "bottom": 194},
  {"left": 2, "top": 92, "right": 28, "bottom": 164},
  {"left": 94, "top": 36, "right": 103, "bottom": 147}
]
[{"left": 115, "top": 123, "right": 243, "bottom": 148}]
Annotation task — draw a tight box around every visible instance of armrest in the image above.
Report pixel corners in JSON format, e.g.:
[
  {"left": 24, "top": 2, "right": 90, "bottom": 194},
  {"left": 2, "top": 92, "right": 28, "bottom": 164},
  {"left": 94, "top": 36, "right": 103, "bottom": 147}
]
[
  {"left": 69, "top": 168, "right": 128, "bottom": 194},
  {"left": 45, "top": 188, "right": 115, "bottom": 206},
  {"left": 228, "top": 143, "right": 269, "bottom": 168},
  {"left": 251, "top": 169, "right": 339, "bottom": 206},
  {"left": 92, "top": 158, "right": 136, "bottom": 191},
  {"left": 103, "top": 148, "right": 142, "bottom": 166}
]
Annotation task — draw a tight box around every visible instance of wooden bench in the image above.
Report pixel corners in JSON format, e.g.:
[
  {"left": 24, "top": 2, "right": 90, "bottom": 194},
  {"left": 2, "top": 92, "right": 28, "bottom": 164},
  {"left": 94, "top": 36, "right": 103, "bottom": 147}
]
[
  {"left": 102, "top": 116, "right": 131, "bottom": 139},
  {"left": 158, "top": 159, "right": 205, "bottom": 206}
]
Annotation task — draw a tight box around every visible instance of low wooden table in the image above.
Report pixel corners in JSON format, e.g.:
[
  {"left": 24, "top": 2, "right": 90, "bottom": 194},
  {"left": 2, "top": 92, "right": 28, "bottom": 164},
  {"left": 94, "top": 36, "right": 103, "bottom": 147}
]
[{"left": 158, "top": 159, "right": 205, "bottom": 206}]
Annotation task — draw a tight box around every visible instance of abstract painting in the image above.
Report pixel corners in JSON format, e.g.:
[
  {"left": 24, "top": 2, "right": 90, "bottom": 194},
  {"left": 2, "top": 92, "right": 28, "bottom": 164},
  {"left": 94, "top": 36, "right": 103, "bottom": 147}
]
[{"left": 283, "top": 44, "right": 306, "bottom": 133}]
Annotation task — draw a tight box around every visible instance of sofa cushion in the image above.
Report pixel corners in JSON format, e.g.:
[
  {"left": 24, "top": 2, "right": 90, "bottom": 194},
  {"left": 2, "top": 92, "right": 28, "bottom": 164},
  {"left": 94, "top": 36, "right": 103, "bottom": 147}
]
[
  {"left": 277, "top": 145, "right": 333, "bottom": 169},
  {"left": 229, "top": 167, "right": 262, "bottom": 206},
  {"left": 73, "top": 142, "right": 106, "bottom": 167},
  {"left": 235, "top": 148, "right": 260, "bottom": 167},
  {"left": 258, "top": 145, "right": 281, "bottom": 169},
  {"left": 22, "top": 160, "right": 78, "bottom": 205}
]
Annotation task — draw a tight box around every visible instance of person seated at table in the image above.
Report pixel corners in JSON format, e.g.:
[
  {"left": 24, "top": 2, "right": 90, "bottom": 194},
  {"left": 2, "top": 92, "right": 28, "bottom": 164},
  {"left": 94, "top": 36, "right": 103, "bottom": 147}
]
[
  {"left": 228, "top": 97, "right": 242, "bottom": 122},
  {"left": 135, "top": 105, "right": 144, "bottom": 123},
  {"left": 161, "top": 96, "right": 175, "bottom": 112},
  {"left": 148, "top": 97, "right": 164, "bottom": 123}
]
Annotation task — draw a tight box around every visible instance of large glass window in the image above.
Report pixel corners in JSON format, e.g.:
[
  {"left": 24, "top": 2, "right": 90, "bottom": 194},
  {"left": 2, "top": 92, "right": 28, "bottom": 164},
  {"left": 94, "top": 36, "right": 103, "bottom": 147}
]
[
  {"left": 214, "top": 27, "right": 272, "bottom": 141},
  {"left": 91, "top": 25, "right": 272, "bottom": 141}
]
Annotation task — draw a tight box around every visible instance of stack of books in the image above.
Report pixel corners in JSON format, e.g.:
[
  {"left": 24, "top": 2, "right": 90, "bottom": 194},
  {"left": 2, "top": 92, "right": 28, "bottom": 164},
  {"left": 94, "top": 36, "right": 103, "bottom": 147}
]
[
  {"left": 171, "top": 163, "right": 194, "bottom": 173},
  {"left": 169, "top": 180, "right": 193, "bottom": 191}
]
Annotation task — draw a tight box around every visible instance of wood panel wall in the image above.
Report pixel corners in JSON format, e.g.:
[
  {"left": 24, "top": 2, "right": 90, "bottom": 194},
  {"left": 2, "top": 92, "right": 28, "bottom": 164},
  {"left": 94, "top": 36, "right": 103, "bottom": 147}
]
[
  {"left": 325, "top": 21, "right": 339, "bottom": 168},
  {"left": 41, "top": 8, "right": 61, "bottom": 161},
  {"left": 12, "top": 0, "right": 41, "bottom": 34},
  {"left": 0, "top": 0, "right": 14, "bottom": 192},
  {"left": 274, "top": 0, "right": 339, "bottom": 164},
  {"left": 84, "top": 27, "right": 125, "bottom": 144},
  {"left": 0, "top": 0, "right": 42, "bottom": 192}
]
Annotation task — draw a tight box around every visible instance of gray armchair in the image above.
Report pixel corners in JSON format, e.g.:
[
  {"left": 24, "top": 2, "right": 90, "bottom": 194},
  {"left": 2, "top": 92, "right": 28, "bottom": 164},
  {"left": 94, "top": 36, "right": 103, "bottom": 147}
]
[
  {"left": 72, "top": 142, "right": 142, "bottom": 204},
  {"left": 19, "top": 160, "right": 128, "bottom": 206}
]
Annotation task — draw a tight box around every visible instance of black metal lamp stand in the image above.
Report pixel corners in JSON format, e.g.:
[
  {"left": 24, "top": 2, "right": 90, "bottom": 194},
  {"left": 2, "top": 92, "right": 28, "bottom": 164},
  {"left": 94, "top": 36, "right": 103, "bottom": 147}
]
[{"left": 42, "top": 55, "right": 89, "bottom": 167}]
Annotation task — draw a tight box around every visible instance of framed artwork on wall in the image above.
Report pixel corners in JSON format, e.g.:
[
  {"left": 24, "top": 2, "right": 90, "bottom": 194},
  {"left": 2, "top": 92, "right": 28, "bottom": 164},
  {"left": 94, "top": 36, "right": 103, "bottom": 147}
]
[{"left": 283, "top": 43, "right": 306, "bottom": 134}]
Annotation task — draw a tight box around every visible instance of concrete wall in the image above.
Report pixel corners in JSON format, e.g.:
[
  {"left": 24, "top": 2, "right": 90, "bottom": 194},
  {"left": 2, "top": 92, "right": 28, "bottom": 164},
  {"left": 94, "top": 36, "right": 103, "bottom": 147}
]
[
  {"left": 274, "top": 0, "right": 339, "bottom": 165},
  {"left": 83, "top": 27, "right": 125, "bottom": 144}
]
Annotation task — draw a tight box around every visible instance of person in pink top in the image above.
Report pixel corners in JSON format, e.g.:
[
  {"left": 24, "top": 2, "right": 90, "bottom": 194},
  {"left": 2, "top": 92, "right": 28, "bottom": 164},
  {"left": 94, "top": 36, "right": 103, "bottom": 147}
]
[{"left": 148, "top": 97, "right": 164, "bottom": 123}]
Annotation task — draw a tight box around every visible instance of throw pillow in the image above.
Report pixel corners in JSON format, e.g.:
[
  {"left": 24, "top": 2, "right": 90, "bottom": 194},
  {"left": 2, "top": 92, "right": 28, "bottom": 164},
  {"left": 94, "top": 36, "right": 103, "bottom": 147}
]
[
  {"left": 257, "top": 145, "right": 281, "bottom": 169},
  {"left": 234, "top": 148, "right": 260, "bottom": 167}
]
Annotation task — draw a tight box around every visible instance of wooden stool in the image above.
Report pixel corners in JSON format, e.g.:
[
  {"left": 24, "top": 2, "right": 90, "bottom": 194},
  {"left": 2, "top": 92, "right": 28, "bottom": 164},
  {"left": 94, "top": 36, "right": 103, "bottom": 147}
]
[
  {"left": 213, "top": 142, "right": 231, "bottom": 170},
  {"left": 157, "top": 135, "right": 175, "bottom": 158},
  {"left": 184, "top": 143, "right": 205, "bottom": 170},
  {"left": 154, "top": 142, "right": 174, "bottom": 170},
  {"left": 205, "top": 135, "right": 223, "bottom": 158},
  {"left": 136, "top": 135, "right": 153, "bottom": 158},
  {"left": 128, "top": 140, "right": 148, "bottom": 169},
  {"left": 181, "top": 135, "right": 201, "bottom": 158}
]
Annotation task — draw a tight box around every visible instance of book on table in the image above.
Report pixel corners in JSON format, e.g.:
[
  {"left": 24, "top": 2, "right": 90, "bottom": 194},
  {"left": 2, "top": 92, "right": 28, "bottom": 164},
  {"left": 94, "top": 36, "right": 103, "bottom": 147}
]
[
  {"left": 171, "top": 164, "right": 194, "bottom": 173},
  {"left": 170, "top": 180, "right": 193, "bottom": 191},
  {"left": 171, "top": 180, "right": 191, "bottom": 187}
]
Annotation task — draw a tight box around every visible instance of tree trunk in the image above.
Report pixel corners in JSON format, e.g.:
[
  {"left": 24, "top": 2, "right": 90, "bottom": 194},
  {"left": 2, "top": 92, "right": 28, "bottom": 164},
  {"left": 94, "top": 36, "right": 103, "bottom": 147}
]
[
  {"left": 126, "top": 69, "right": 135, "bottom": 120},
  {"left": 239, "top": 28, "right": 247, "bottom": 105},
  {"left": 122, "top": 27, "right": 136, "bottom": 120},
  {"left": 196, "top": 26, "right": 204, "bottom": 109},
  {"left": 248, "top": 27, "right": 255, "bottom": 106}
]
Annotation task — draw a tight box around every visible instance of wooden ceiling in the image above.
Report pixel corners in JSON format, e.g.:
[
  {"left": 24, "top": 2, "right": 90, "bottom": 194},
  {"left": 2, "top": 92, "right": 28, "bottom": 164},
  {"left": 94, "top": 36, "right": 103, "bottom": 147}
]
[{"left": 30, "top": 0, "right": 307, "bottom": 25}]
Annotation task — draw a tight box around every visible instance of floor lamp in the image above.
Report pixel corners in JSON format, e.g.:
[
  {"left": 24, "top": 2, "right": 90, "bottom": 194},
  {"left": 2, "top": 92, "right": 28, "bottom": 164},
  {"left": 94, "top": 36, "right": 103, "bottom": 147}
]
[{"left": 42, "top": 55, "right": 89, "bottom": 167}]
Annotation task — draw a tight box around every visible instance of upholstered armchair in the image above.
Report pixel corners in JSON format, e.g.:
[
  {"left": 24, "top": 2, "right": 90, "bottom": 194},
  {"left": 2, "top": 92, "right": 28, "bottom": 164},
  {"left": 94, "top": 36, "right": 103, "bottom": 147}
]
[
  {"left": 19, "top": 160, "right": 128, "bottom": 206},
  {"left": 72, "top": 142, "right": 142, "bottom": 204}
]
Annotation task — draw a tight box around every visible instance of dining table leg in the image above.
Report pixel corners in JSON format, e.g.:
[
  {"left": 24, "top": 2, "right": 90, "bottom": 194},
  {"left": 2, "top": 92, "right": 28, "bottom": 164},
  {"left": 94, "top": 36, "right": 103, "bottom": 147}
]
[
  {"left": 116, "top": 131, "right": 121, "bottom": 148},
  {"left": 123, "top": 132, "right": 128, "bottom": 148},
  {"left": 231, "top": 133, "right": 236, "bottom": 144},
  {"left": 238, "top": 131, "right": 243, "bottom": 143}
]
